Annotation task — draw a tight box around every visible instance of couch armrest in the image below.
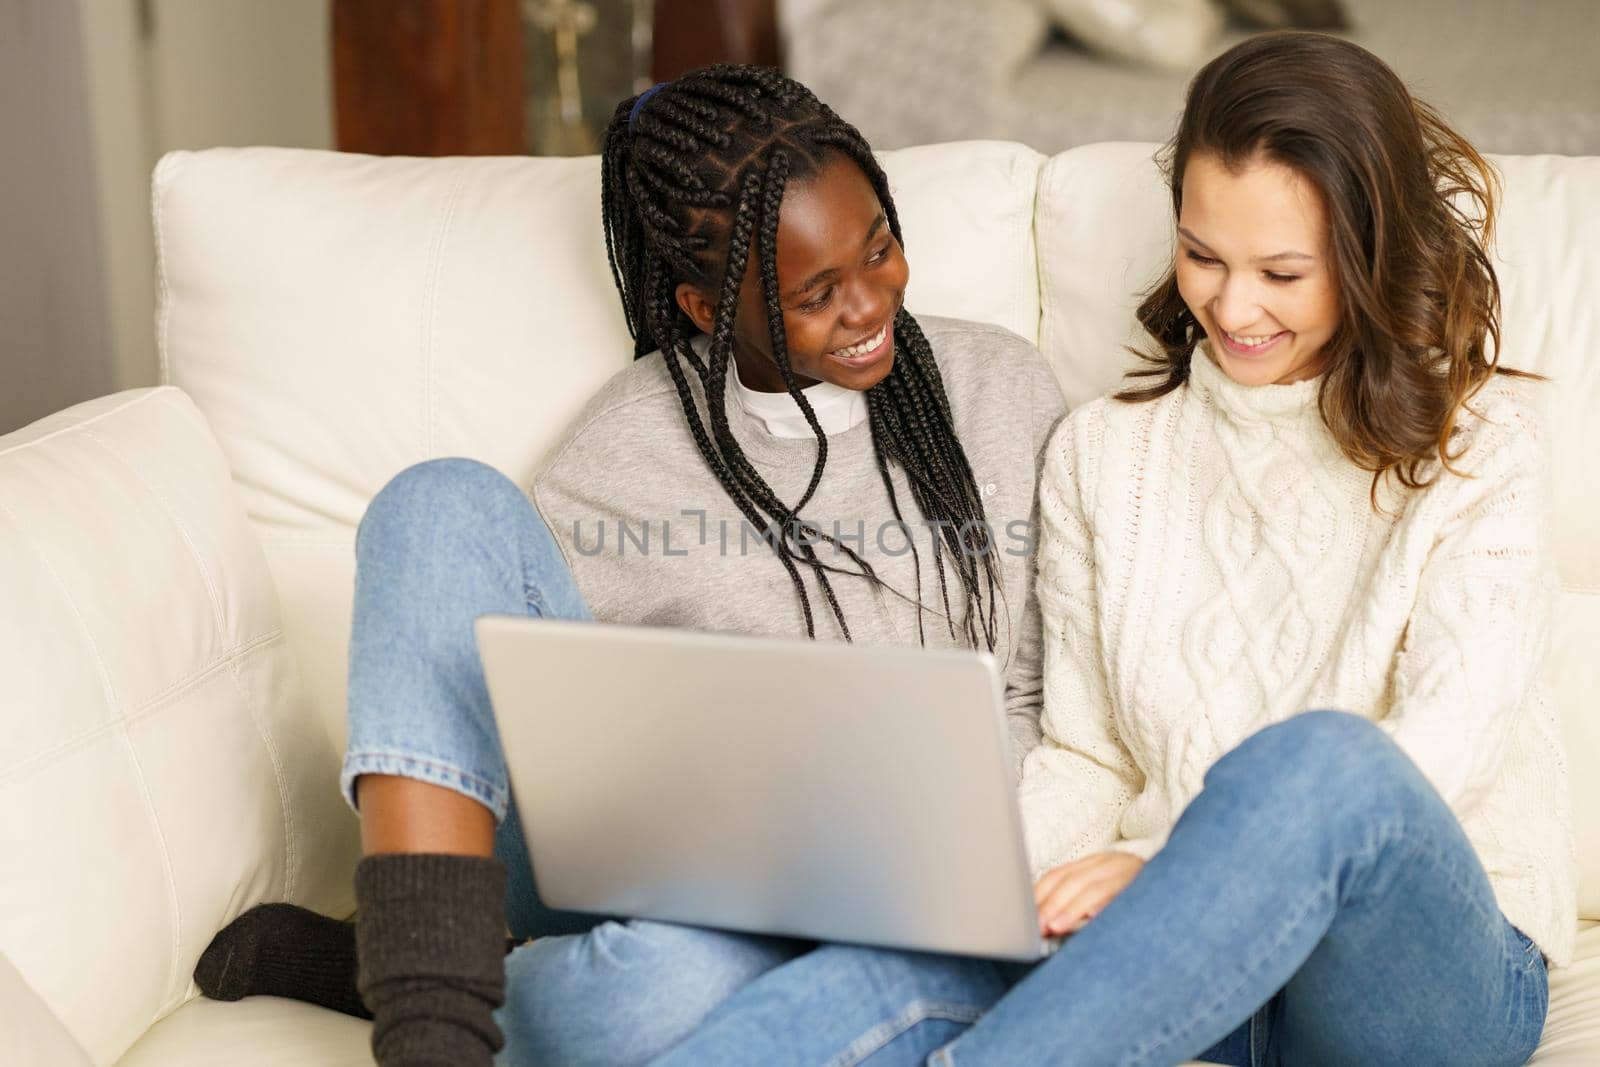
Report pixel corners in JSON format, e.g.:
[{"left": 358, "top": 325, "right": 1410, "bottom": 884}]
[{"left": 0, "top": 953, "right": 92, "bottom": 1067}]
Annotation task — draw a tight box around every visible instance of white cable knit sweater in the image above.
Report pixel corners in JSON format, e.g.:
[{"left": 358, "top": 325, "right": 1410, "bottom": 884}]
[{"left": 1021, "top": 346, "right": 1577, "bottom": 966}]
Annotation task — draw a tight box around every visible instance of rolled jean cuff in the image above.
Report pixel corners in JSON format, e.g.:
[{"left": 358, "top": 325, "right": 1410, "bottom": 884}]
[{"left": 340, "top": 748, "right": 510, "bottom": 822}]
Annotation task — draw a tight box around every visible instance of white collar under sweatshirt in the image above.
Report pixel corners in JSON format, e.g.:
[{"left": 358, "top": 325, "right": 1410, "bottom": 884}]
[
  {"left": 690, "top": 334, "right": 870, "bottom": 439},
  {"left": 733, "top": 371, "right": 867, "bottom": 439},
  {"left": 1021, "top": 344, "right": 1576, "bottom": 966}
]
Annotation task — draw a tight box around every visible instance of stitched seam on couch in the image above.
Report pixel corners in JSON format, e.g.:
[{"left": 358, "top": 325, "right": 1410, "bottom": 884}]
[
  {"left": 420, "top": 169, "right": 469, "bottom": 458},
  {"left": 0, "top": 485, "right": 188, "bottom": 1009},
  {"left": 76, "top": 419, "right": 303, "bottom": 915},
  {"left": 0, "top": 387, "right": 170, "bottom": 460},
  {"left": 0, "top": 627, "right": 286, "bottom": 783},
  {"left": 1032, "top": 157, "right": 1058, "bottom": 358},
  {"left": 152, "top": 151, "right": 183, "bottom": 385}
]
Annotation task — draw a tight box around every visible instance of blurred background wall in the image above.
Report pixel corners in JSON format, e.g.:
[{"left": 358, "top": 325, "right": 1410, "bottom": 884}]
[
  {"left": 3, "top": 2, "right": 113, "bottom": 436},
  {"left": 3, "top": 0, "right": 332, "bottom": 434}
]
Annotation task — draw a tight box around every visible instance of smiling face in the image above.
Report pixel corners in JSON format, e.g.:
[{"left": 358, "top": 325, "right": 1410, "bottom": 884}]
[
  {"left": 676, "top": 154, "right": 909, "bottom": 393},
  {"left": 1175, "top": 151, "right": 1341, "bottom": 386}
]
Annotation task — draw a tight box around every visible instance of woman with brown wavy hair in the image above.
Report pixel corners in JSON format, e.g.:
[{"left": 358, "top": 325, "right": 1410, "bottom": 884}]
[{"left": 650, "top": 31, "right": 1574, "bottom": 1066}]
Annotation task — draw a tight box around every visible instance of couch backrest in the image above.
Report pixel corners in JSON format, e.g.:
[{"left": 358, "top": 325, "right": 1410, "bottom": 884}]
[
  {"left": 152, "top": 138, "right": 1043, "bottom": 785},
  {"left": 0, "top": 388, "right": 356, "bottom": 1065},
  {"left": 156, "top": 141, "right": 1599, "bottom": 924}
]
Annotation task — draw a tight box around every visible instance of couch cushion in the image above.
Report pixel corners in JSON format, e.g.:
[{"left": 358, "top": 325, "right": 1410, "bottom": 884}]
[
  {"left": 0, "top": 952, "right": 92, "bottom": 1067},
  {"left": 1534, "top": 922, "right": 1600, "bottom": 1063},
  {"left": 115, "top": 996, "right": 373, "bottom": 1067},
  {"left": 1035, "top": 142, "right": 1170, "bottom": 410},
  {"left": 0, "top": 388, "right": 358, "bottom": 1064},
  {"left": 1037, "top": 142, "right": 1600, "bottom": 922},
  {"left": 152, "top": 141, "right": 1044, "bottom": 760}
]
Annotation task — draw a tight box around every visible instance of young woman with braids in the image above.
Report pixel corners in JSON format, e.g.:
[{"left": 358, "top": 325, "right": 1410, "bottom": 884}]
[
  {"left": 650, "top": 33, "right": 1575, "bottom": 1067},
  {"left": 188, "top": 65, "right": 1065, "bottom": 1066}
]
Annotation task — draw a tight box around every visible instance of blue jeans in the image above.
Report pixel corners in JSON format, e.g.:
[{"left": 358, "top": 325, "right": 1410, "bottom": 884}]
[
  {"left": 652, "top": 712, "right": 1549, "bottom": 1067},
  {"left": 341, "top": 459, "right": 808, "bottom": 1066}
]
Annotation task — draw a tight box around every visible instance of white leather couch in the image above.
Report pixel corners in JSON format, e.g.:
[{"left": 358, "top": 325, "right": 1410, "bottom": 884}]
[{"left": 3, "top": 141, "right": 1597, "bottom": 1066}]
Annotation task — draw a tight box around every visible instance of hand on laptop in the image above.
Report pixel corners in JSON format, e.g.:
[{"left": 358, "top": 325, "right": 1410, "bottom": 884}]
[{"left": 1034, "top": 852, "right": 1145, "bottom": 937}]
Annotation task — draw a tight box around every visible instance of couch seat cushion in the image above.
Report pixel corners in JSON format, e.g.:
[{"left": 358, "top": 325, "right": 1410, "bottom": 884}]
[
  {"left": 116, "top": 996, "right": 372, "bottom": 1066},
  {"left": 1533, "top": 921, "right": 1600, "bottom": 1063}
]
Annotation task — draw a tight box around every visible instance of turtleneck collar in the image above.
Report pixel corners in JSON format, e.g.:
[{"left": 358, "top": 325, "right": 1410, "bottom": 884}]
[{"left": 1187, "top": 341, "right": 1324, "bottom": 429}]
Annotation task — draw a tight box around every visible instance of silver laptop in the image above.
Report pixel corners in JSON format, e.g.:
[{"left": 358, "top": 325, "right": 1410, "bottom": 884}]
[{"left": 475, "top": 615, "right": 1057, "bottom": 961}]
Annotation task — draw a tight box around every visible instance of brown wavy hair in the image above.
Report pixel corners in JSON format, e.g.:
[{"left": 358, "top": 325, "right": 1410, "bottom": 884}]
[{"left": 1122, "top": 31, "right": 1533, "bottom": 498}]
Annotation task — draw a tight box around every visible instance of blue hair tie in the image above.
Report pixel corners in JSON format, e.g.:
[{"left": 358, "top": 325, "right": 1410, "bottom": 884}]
[{"left": 629, "top": 83, "right": 668, "bottom": 128}]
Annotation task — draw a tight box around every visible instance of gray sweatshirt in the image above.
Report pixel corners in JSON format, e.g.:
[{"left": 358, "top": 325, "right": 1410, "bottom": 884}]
[{"left": 531, "top": 315, "right": 1067, "bottom": 775}]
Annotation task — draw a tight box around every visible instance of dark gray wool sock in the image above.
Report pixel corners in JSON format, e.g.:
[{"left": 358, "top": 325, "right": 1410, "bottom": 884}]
[
  {"left": 355, "top": 853, "right": 509, "bottom": 1067},
  {"left": 194, "top": 902, "right": 371, "bottom": 1019}
]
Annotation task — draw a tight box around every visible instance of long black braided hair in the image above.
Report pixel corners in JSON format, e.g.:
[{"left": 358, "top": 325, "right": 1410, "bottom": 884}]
[{"left": 600, "top": 64, "right": 1000, "bottom": 650}]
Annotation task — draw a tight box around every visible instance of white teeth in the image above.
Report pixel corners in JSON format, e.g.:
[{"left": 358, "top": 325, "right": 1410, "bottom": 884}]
[
  {"left": 832, "top": 323, "right": 887, "bottom": 358},
  {"left": 1226, "top": 331, "right": 1279, "bottom": 348}
]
